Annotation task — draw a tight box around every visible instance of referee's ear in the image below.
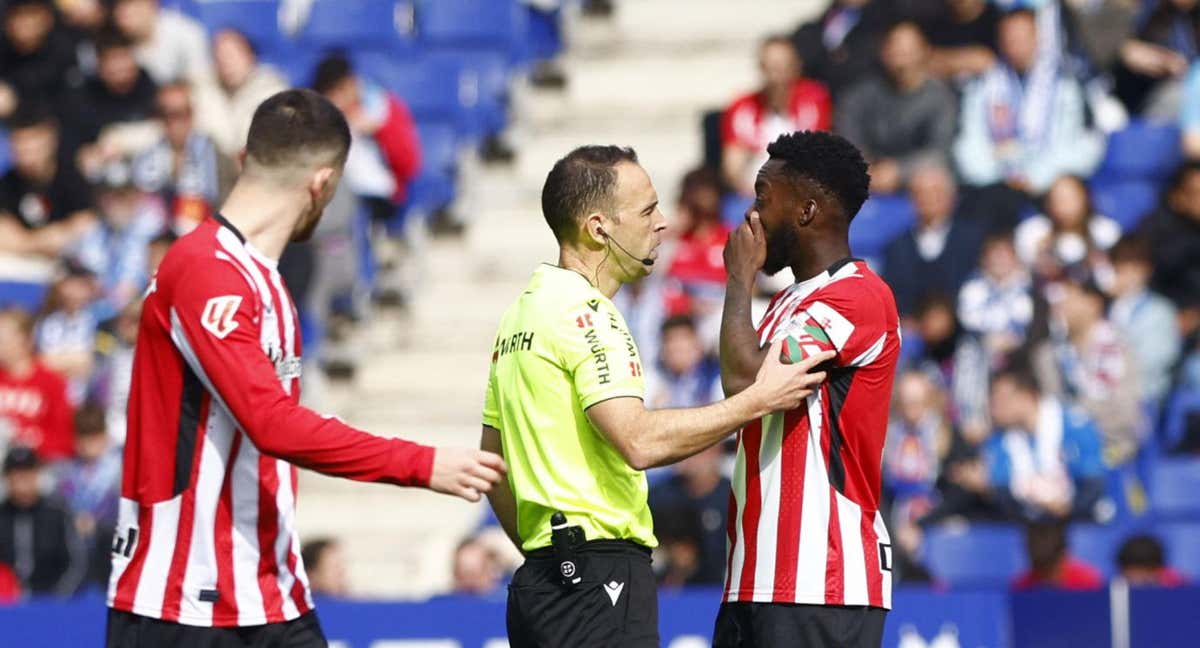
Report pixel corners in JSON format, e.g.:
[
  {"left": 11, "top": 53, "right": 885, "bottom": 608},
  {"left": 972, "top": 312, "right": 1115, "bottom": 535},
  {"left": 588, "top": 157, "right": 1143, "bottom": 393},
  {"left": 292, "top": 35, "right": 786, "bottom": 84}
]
[{"left": 583, "top": 212, "right": 608, "bottom": 248}]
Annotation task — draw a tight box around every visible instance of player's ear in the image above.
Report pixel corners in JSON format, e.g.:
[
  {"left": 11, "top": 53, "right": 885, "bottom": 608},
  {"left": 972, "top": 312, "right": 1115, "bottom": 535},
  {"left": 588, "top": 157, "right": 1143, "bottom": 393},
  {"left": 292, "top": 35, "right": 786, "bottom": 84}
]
[
  {"left": 236, "top": 148, "right": 247, "bottom": 172},
  {"left": 797, "top": 199, "right": 817, "bottom": 227},
  {"left": 310, "top": 167, "right": 336, "bottom": 199}
]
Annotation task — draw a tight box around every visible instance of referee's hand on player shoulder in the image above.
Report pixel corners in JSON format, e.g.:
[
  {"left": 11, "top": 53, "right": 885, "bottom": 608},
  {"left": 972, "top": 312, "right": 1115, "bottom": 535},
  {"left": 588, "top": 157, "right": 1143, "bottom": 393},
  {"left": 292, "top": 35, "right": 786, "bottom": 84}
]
[
  {"left": 429, "top": 448, "right": 507, "bottom": 502},
  {"left": 750, "top": 343, "right": 834, "bottom": 413}
]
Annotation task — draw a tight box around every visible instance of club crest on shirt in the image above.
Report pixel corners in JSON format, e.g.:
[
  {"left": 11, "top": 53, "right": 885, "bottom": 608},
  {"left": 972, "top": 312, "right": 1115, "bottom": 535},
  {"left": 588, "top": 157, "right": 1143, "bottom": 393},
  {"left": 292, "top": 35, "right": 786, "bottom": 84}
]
[{"left": 200, "top": 295, "right": 242, "bottom": 339}]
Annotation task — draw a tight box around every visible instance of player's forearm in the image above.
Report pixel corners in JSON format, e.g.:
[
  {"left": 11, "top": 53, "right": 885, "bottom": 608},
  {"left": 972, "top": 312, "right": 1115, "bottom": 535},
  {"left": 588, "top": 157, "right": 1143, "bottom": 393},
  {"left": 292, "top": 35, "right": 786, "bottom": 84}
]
[
  {"left": 481, "top": 427, "right": 522, "bottom": 550},
  {"left": 634, "top": 388, "right": 768, "bottom": 469},
  {"left": 720, "top": 276, "right": 765, "bottom": 395}
]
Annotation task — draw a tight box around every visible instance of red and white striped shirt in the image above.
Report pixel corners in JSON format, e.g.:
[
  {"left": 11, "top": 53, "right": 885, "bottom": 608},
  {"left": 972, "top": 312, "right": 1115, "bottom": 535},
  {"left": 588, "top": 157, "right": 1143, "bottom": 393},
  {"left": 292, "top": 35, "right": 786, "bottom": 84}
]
[
  {"left": 723, "top": 258, "right": 899, "bottom": 609},
  {"left": 108, "top": 215, "right": 435, "bottom": 627}
]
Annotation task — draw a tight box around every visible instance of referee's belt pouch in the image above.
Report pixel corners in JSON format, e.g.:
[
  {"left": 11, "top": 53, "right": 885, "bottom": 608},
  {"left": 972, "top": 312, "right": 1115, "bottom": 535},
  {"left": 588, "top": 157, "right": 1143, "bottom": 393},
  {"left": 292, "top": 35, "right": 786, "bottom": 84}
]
[{"left": 550, "top": 514, "right": 587, "bottom": 588}]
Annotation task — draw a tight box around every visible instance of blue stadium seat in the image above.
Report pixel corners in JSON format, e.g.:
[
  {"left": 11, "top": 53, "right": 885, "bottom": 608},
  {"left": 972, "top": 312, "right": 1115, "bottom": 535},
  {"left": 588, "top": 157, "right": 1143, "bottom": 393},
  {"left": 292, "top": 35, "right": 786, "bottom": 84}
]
[
  {"left": 352, "top": 53, "right": 464, "bottom": 125},
  {"left": 400, "top": 120, "right": 458, "bottom": 223},
  {"left": 294, "top": 0, "right": 416, "bottom": 52},
  {"left": 850, "top": 194, "right": 916, "bottom": 262},
  {"left": 1160, "top": 388, "right": 1200, "bottom": 452},
  {"left": 923, "top": 523, "right": 1026, "bottom": 588},
  {"left": 426, "top": 49, "right": 510, "bottom": 140},
  {"left": 414, "top": 0, "right": 524, "bottom": 58},
  {"left": 0, "top": 281, "right": 48, "bottom": 312},
  {"left": 190, "top": 0, "right": 283, "bottom": 50},
  {"left": 1157, "top": 521, "right": 1200, "bottom": 580},
  {"left": 258, "top": 43, "right": 323, "bottom": 87},
  {"left": 1150, "top": 458, "right": 1200, "bottom": 518},
  {"left": 1069, "top": 523, "right": 1146, "bottom": 578},
  {"left": 1095, "top": 120, "right": 1182, "bottom": 182},
  {"left": 1089, "top": 179, "right": 1160, "bottom": 231}
]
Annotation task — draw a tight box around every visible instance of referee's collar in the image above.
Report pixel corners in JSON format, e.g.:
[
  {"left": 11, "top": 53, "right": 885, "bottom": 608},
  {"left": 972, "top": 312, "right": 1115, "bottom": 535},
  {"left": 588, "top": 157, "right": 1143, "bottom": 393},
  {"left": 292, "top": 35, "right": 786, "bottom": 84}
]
[{"left": 538, "top": 263, "right": 595, "bottom": 290}]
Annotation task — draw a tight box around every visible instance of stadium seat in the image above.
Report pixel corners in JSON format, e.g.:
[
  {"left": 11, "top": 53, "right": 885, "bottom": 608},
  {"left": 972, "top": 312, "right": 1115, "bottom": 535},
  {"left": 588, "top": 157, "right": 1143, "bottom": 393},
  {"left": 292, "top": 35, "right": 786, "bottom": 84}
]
[
  {"left": 1089, "top": 179, "right": 1160, "bottom": 231},
  {"left": 352, "top": 53, "right": 464, "bottom": 125},
  {"left": 190, "top": 0, "right": 283, "bottom": 50},
  {"left": 426, "top": 49, "right": 510, "bottom": 140},
  {"left": 1149, "top": 458, "right": 1200, "bottom": 518},
  {"left": 1157, "top": 521, "right": 1200, "bottom": 580},
  {"left": 293, "top": 0, "right": 416, "bottom": 52},
  {"left": 849, "top": 194, "right": 916, "bottom": 262},
  {"left": 1160, "top": 388, "right": 1200, "bottom": 452},
  {"left": 414, "top": 0, "right": 524, "bottom": 58},
  {"left": 923, "top": 523, "right": 1026, "bottom": 588},
  {"left": 1069, "top": 523, "right": 1146, "bottom": 578},
  {"left": 400, "top": 120, "right": 459, "bottom": 224},
  {"left": 1094, "top": 120, "right": 1182, "bottom": 183},
  {"left": 0, "top": 281, "right": 48, "bottom": 312}
]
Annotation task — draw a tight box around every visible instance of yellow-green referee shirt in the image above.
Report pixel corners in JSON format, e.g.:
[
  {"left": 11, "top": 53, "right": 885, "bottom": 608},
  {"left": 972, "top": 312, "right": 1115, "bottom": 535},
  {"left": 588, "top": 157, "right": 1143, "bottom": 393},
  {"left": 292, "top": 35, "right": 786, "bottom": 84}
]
[{"left": 482, "top": 264, "right": 657, "bottom": 552}]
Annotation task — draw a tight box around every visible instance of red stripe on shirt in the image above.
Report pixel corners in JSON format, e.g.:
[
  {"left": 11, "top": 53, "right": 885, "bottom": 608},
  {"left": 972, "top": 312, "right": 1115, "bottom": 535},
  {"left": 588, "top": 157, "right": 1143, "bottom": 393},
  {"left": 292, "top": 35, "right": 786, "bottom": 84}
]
[
  {"left": 862, "top": 510, "right": 884, "bottom": 608},
  {"left": 736, "top": 420, "right": 764, "bottom": 597},
  {"left": 286, "top": 466, "right": 309, "bottom": 614},
  {"left": 256, "top": 453, "right": 284, "bottom": 623},
  {"left": 213, "top": 432, "right": 242, "bottom": 622},
  {"left": 160, "top": 395, "right": 212, "bottom": 621},
  {"left": 825, "top": 489, "right": 844, "bottom": 605},
  {"left": 113, "top": 503, "right": 154, "bottom": 610},
  {"left": 771, "top": 409, "right": 808, "bottom": 602}
]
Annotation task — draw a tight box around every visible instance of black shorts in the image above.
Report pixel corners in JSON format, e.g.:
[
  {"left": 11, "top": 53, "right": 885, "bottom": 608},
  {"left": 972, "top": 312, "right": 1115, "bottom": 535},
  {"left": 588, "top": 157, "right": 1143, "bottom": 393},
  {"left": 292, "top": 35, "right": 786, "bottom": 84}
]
[
  {"left": 105, "top": 608, "right": 327, "bottom": 648},
  {"left": 506, "top": 539, "right": 659, "bottom": 648},
  {"left": 712, "top": 601, "right": 886, "bottom": 648}
]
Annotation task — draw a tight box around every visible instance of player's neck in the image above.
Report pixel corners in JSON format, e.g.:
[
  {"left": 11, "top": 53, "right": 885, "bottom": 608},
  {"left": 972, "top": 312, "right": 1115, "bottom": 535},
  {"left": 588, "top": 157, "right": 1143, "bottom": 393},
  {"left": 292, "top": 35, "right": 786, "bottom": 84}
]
[
  {"left": 789, "top": 237, "right": 852, "bottom": 283},
  {"left": 558, "top": 246, "right": 622, "bottom": 298},
  {"left": 218, "top": 181, "right": 302, "bottom": 261}
]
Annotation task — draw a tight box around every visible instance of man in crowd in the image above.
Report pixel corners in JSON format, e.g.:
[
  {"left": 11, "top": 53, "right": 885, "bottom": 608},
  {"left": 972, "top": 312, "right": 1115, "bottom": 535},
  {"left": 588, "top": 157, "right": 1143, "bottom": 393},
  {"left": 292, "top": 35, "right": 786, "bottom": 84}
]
[
  {"left": 0, "top": 307, "right": 75, "bottom": 460},
  {"left": 0, "top": 445, "right": 87, "bottom": 596}
]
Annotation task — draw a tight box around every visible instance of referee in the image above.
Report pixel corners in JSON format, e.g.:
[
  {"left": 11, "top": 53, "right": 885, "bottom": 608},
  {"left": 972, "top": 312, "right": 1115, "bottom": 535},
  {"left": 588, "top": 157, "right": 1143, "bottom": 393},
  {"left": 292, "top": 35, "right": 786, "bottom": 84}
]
[{"left": 480, "top": 145, "right": 832, "bottom": 647}]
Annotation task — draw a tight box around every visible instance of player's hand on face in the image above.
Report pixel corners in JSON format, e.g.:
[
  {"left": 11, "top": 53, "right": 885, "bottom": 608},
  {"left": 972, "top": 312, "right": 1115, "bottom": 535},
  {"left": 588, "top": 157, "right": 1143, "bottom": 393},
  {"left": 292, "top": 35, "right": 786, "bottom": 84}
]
[
  {"left": 752, "top": 341, "right": 834, "bottom": 412},
  {"left": 429, "top": 447, "right": 507, "bottom": 503},
  {"left": 723, "top": 210, "right": 767, "bottom": 286}
]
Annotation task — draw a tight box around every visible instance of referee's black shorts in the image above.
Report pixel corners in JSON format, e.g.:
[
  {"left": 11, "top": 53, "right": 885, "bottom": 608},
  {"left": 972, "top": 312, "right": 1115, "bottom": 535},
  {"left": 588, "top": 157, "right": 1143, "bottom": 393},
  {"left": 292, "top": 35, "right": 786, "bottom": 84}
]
[
  {"left": 507, "top": 539, "right": 659, "bottom": 648},
  {"left": 712, "top": 601, "right": 887, "bottom": 648},
  {"left": 106, "top": 608, "right": 327, "bottom": 648}
]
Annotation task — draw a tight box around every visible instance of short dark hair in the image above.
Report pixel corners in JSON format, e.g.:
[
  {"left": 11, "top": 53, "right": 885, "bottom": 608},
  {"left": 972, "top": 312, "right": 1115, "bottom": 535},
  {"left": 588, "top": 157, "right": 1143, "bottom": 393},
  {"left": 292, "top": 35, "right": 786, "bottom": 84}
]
[
  {"left": 1169, "top": 160, "right": 1200, "bottom": 192},
  {"left": 75, "top": 403, "right": 107, "bottom": 438},
  {"left": 311, "top": 53, "right": 354, "bottom": 96},
  {"left": 7, "top": 101, "right": 56, "bottom": 131},
  {"left": 760, "top": 34, "right": 796, "bottom": 55},
  {"left": 1109, "top": 234, "right": 1153, "bottom": 266},
  {"left": 1117, "top": 534, "right": 1166, "bottom": 570},
  {"left": 245, "top": 89, "right": 351, "bottom": 171},
  {"left": 5, "top": 0, "right": 54, "bottom": 14},
  {"left": 541, "top": 145, "right": 639, "bottom": 243},
  {"left": 991, "top": 367, "right": 1041, "bottom": 397},
  {"left": 766, "top": 131, "right": 870, "bottom": 222},
  {"left": 301, "top": 537, "right": 337, "bottom": 571},
  {"left": 660, "top": 314, "right": 697, "bottom": 337},
  {"left": 1001, "top": 7, "right": 1038, "bottom": 23},
  {"left": 94, "top": 28, "right": 135, "bottom": 56}
]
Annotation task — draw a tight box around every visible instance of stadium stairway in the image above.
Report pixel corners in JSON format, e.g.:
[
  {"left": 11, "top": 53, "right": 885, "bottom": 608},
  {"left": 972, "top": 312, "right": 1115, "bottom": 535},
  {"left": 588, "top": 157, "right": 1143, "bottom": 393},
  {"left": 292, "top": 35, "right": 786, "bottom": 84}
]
[{"left": 294, "top": 0, "right": 824, "bottom": 598}]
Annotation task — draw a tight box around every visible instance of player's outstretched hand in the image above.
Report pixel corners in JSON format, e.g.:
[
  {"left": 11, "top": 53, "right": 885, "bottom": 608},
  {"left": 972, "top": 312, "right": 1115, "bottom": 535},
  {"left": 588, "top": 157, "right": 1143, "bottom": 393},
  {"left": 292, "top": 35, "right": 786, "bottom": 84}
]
[
  {"left": 429, "top": 448, "right": 507, "bottom": 502},
  {"left": 751, "top": 341, "right": 834, "bottom": 413}
]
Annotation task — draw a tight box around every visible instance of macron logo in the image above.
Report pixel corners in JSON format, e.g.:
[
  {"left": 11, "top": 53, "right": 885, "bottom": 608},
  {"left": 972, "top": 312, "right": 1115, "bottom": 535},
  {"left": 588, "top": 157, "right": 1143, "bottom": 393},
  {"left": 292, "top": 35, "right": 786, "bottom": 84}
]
[{"left": 604, "top": 581, "right": 625, "bottom": 607}]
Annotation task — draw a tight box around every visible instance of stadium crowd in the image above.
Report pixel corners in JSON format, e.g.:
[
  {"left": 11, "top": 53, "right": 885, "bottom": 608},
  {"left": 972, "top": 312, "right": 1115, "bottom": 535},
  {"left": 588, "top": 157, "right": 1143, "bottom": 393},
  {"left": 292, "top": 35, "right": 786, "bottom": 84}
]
[{"left": 0, "top": 0, "right": 1199, "bottom": 604}]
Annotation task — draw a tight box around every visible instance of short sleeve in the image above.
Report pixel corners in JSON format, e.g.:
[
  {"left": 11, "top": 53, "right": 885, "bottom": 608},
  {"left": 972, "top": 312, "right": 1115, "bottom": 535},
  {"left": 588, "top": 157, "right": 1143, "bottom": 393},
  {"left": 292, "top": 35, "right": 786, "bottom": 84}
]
[
  {"left": 558, "top": 300, "right": 645, "bottom": 410},
  {"left": 482, "top": 348, "right": 500, "bottom": 429}
]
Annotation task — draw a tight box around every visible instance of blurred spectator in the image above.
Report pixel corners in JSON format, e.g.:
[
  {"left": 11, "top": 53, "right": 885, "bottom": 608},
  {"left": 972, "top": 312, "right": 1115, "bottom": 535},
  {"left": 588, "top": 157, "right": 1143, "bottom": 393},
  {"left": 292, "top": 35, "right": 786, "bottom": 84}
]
[
  {"left": 1113, "top": 0, "right": 1198, "bottom": 119},
  {"left": 1139, "top": 161, "right": 1200, "bottom": 318},
  {"left": 985, "top": 369, "right": 1107, "bottom": 522},
  {"left": 882, "top": 164, "right": 986, "bottom": 317},
  {"left": 110, "top": 0, "right": 211, "bottom": 84},
  {"left": 301, "top": 537, "right": 348, "bottom": 598},
  {"left": 923, "top": 0, "right": 1001, "bottom": 79},
  {"left": 1056, "top": 0, "right": 1140, "bottom": 77},
  {"left": 721, "top": 36, "right": 831, "bottom": 197},
  {"left": 72, "top": 160, "right": 164, "bottom": 317},
  {"left": 837, "top": 21, "right": 957, "bottom": 194},
  {"left": 662, "top": 167, "right": 727, "bottom": 344},
  {"left": 1183, "top": 61, "right": 1200, "bottom": 159},
  {"left": 1033, "top": 274, "right": 1141, "bottom": 464},
  {"left": 55, "top": 0, "right": 106, "bottom": 42},
  {"left": 0, "top": 106, "right": 95, "bottom": 258},
  {"left": 953, "top": 9, "right": 1105, "bottom": 195},
  {"left": 36, "top": 265, "right": 99, "bottom": 405},
  {"left": 312, "top": 53, "right": 421, "bottom": 213},
  {"left": 645, "top": 315, "right": 721, "bottom": 410},
  {"left": 906, "top": 294, "right": 991, "bottom": 437},
  {"left": 0, "top": 0, "right": 81, "bottom": 121},
  {"left": 145, "top": 228, "right": 175, "bottom": 277},
  {"left": 884, "top": 371, "right": 950, "bottom": 501},
  {"left": 89, "top": 300, "right": 139, "bottom": 445},
  {"left": 1116, "top": 533, "right": 1187, "bottom": 587},
  {"left": 0, "top": 562, "right": 18, "bottom": 603},
  {"left": 192, "top": 28, "right": 289, "bottom": 159},
  {"left": 71, "top": 29, "right": 160, "bottom": 176},
  {"left": 957, "top": 232, "right": 1033, "bottom": 368},
  {"left": 0, "top": 445, "right": 86, "bottom": 596},
  {"left": 51, "top": 403, "right": 119, "bottom": 587},
  {"left": 1108, "top": 235, "right": 1181, "bottom": 406},
  {"left": 0, "top": 308, "right": 74, "bottom": 460},
  {"left": 132, "top": 82, "right": 225, "bottom": 231},
  {"left": 648, "top": 445, "right": 729, "bottom": 587},
  {"left": 450, "top": 537, "right": 503, "bottom": 596},
  {"left": 790, "top": 0, "right": 895, "bottom": 99},
  {"left": 1015, "top": 175, "right": 1120, "bottom": 279},
  {"left": 1012, "top": 521, "right": 1104, "bottom": 590}
]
